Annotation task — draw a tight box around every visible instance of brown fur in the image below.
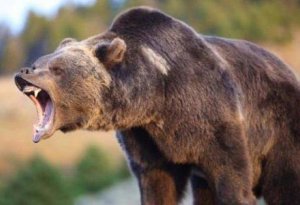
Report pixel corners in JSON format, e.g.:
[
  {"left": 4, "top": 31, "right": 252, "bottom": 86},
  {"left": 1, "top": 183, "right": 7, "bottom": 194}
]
[{"left": 15, "top": 7, "right": 300, "bottom": 205}]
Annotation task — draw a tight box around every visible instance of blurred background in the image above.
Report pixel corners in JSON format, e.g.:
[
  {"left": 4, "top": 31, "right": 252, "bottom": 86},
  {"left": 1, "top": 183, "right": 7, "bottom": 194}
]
[{"left": 0, "top": 0, "right": 299, "bottom": 204}]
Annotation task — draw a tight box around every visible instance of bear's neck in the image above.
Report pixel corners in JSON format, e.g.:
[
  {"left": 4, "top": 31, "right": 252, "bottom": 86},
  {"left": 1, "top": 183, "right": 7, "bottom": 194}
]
[{"left": 95, "top": 66, "right": 165, "bottom": 130}]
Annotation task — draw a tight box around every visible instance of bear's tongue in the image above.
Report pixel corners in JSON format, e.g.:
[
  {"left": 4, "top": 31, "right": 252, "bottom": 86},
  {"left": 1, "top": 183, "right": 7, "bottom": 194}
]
[{"left": 30, "top": 95, "right": 53, "bottom": 143}]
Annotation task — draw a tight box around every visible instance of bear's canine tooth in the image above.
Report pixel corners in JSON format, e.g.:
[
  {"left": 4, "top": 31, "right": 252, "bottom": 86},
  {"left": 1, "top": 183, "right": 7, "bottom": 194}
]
[{"left": 34, "top": 88, "right": 41, "bottom": 97}]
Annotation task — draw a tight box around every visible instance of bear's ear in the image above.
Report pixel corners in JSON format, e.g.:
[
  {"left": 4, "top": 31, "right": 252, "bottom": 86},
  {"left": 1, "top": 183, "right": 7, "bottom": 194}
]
[{"left": 94, "top": 37, "right": 127, "bottom": 68}]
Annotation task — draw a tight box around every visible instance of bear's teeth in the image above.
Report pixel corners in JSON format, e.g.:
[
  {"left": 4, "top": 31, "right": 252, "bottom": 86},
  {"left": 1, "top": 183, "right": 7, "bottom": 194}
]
[
  {"left": 23, "top": 86, "right": 41, "bottom": 97},
  {"left": 23, "top": 86, "right": 35, "bottom": 93},
  {"left": 34, "top": 88, "right": 41, "bottom": 97}
]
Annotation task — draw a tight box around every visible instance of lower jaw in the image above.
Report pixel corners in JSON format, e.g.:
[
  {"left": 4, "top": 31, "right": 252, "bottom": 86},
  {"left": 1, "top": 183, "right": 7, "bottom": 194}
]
[
  {"left": 32, "top": 130, "right": 48, "bottom": 143},
  {"left": 32, "top": 123, "right": 54, "bottom": 143}
]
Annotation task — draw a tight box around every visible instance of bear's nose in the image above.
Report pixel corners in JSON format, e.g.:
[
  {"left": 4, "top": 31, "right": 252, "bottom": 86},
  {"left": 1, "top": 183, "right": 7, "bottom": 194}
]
[{"left": 19, "top": 66, "right": 35, "bottom": 75}]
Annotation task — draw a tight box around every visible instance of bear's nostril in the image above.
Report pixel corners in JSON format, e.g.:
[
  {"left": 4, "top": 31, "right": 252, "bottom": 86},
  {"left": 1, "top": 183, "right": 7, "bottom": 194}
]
[
  {"left": 32, "top": 66, "right": 36, "bottom": 70},
  {"left": 20, "top": 67, "right": 33, "bottom": 74}
]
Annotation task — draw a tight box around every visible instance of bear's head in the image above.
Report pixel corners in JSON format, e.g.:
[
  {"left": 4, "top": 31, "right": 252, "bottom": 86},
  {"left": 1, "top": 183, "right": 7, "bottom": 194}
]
[{"left": 15, "top": 36, "right": 127, "bottom": 143}]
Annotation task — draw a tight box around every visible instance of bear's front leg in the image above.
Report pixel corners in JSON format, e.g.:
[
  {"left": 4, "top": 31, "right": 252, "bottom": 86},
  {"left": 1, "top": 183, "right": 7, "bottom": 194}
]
[
  {"left": 191, "top": 174, "right": 215, "bottom": 205},
  {"left": 117, "top": 128, "right": 191, "bottom": 205},
  {"left": 136, "top": 165, "right": 190, "bottom": 205},
  {"left": 200, "top": 122, "right": 257, "bottom": 205}
]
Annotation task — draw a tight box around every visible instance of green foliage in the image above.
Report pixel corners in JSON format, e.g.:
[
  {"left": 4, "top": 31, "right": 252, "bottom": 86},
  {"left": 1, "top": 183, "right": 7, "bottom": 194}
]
[
  {"left": 161, "top": 0, "right": 298, "bottom": 43},
  {"left": 0, "top": 156, "right": 72, "bottom": 205},
  {"left": 0, "top": 146, "right": 130, "bottom": 204},
  {"left": 73, "top": 145, "right": 130, "bottom": 194}
]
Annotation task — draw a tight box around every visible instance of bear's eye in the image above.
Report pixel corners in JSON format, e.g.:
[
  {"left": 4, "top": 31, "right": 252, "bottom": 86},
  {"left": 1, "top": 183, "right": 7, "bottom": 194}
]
[{"left": 50, "top": 66, "right": 63, "bottom": 76}]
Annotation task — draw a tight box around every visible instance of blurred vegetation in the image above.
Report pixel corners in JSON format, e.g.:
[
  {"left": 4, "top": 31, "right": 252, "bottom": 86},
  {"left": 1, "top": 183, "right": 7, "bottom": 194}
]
[
  {"left": 0, "top": 0, "right": 300, "bottom": 74},
  {"left": 73, "top": 145, "right": 130, "bottom": 195},
  {"left": 0, "top": 156, "right": 73, "bottom": 205},
  {"left": 0, "top": 146, "right": 130, "bottom": 205}
]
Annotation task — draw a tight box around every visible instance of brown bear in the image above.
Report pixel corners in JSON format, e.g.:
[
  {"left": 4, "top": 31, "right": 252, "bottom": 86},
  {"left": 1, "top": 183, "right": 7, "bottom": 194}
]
[{"left": 15, "top": 7, "right": 300, "bottom": 205}]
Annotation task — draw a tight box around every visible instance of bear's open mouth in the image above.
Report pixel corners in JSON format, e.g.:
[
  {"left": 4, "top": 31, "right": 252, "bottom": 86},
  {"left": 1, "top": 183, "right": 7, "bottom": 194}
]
[{"left": 15, "top": 76, "right": 54, "bottom": 143}]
